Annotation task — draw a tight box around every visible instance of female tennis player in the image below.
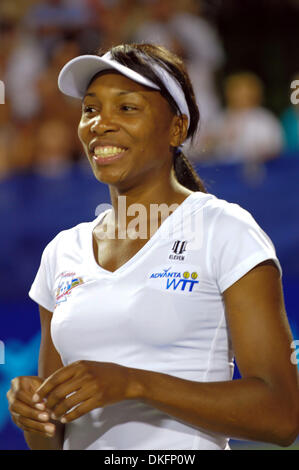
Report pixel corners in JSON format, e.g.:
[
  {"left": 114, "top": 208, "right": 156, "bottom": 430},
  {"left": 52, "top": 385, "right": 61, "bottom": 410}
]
[{"left": 7, "top": 43, "right": 298, "bottom": 450}]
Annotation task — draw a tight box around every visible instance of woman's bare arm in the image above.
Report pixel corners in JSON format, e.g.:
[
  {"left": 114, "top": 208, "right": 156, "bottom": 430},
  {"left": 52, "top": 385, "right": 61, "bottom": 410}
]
[
  {"left": 23, "top": 305, "right": 65, "bottom": 450},
  {"left": 130, "top": 261, "right": 299, "bottom": 446}
]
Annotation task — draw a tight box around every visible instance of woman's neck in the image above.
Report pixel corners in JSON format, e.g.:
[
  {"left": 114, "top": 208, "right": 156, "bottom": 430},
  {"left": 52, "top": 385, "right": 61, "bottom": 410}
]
[{"left": 106, "top": 168, "right": 192, "bottom": 233}]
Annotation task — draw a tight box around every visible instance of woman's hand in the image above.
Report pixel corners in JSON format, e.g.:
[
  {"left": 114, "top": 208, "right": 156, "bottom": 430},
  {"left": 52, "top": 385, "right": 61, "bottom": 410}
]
[
  {"left": 32, "top": 361, "right": 138, "bottom": 424},
  {"left": 7, "top": 376, "right": 57, "bottom": 437}
]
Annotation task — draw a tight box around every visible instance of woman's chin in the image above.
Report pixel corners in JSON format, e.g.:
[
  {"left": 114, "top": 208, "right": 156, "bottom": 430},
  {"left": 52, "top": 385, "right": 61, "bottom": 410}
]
[{"left": 92, "top": 166, "right": 127, "bottom": 186}]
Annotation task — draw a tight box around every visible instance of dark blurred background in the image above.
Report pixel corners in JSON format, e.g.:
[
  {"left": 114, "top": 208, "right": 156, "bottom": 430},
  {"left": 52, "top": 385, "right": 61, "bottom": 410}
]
[{"left": 0, "top": 0, "right": 299, "bottom": 450}]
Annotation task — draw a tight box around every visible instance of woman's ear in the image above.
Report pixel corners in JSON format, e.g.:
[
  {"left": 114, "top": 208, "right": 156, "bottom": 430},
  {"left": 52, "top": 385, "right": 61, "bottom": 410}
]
[{"left": 169, "top": 114, "right": 189, "bottom": 147}]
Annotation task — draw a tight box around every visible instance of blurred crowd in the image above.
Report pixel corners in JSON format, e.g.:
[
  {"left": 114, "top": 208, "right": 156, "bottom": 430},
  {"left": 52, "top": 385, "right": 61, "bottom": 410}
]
[{"left": 0, "top": 0, "right": 298, "bottom": 182}]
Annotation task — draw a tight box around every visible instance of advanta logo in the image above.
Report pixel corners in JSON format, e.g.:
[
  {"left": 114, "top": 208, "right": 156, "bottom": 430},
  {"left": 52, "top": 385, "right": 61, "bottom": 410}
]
[
  {"left": 150, "top": 268, "right": 199, "bottom": 292},
  {"left": 166, "top": 270, "right": 199, "bottom": 292}
]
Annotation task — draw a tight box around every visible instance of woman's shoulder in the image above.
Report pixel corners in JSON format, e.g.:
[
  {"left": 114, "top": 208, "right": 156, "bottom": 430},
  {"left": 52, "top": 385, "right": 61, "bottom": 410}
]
[
  {"left": 190, "top": 191, "right": 254, "bottom": 224},
  {"left": 42, "top": 218, "right": 98, "bottom": 258}
]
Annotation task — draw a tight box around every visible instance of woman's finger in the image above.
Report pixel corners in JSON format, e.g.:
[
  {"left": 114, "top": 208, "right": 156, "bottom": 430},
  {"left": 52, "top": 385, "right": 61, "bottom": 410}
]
[
  {"left": 8, "top": 389, "right": 48, "bottom": 418},
  {"left": 8, "top": 387, "right": 44, "bottom": 410},
  {"left": 51, "top": 383, "right": 97, "bottom": 419},
  {"left": 34, "top": 365, "right": 78, "bottom": 402},
  {"left": 43, "top": 377, "right": 86, "bottom": 412},
  {"left": 61, "top": 396, "right": 97, "bottom": 423},
  {"left": 8, "top": 378, "right": 46, "bottom": 411},
  {"left": 10, "top": 409, "right": 56, "bottom": 436},
  {"left": 9, "top": 399, "right": 50, "bottom": 423},
  {"left": 21, "top": 425, "right": 55, "bottom": 438},
  {"left": 17, "top": 417, "right": 56, "bottom": 437}
]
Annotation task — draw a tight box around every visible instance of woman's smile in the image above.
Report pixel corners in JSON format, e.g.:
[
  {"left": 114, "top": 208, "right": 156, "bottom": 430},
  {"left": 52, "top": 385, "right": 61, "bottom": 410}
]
[{"left": 92, "top": 146, "right": 128, "bottom": 165}]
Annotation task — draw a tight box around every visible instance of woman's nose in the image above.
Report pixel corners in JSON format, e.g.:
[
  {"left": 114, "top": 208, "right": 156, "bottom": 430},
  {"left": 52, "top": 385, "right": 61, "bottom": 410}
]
[{"left": 90, "top": 115, "right": 119, "bottom": 134}]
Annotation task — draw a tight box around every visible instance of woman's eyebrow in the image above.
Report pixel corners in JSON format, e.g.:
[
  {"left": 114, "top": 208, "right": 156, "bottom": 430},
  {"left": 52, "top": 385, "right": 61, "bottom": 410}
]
[
  {"left": 117, "top": 90, "right": 140, "bottom": 96},
  {"left": 84, "top": 90, "right": 146, "bottom": 99}
]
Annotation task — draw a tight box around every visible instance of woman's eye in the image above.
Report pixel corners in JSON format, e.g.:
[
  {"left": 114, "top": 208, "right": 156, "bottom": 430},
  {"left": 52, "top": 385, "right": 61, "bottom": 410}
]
[
  {"left": 82, "top": 104, "right": 138, "bottom": 115},
  {"left": 83, "top": 106, "right": 97, "bottom": 114},
  {"left": 121, "top": 105, "right": 137, "bottom": 111}
]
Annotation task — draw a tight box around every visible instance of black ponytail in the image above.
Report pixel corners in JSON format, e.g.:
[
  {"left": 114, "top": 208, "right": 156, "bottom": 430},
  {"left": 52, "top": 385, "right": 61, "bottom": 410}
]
[{"left": 173, "top": 148, "right": 206, "bottom": 193}]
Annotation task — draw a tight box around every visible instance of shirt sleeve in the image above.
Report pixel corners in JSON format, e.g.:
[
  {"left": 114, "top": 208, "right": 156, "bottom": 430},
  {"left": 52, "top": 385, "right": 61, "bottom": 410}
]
[
  {"left": 28, "top": 242, "right": 55, "bottom": 312},
  {"left": 209, "top": 202, "right": 282, "bottom": 293}
]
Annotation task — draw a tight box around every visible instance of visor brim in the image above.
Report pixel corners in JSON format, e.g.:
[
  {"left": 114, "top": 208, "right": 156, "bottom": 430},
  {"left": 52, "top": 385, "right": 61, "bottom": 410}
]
[{"left": 58, "top": 54, "right": 160, "bottom": 99}]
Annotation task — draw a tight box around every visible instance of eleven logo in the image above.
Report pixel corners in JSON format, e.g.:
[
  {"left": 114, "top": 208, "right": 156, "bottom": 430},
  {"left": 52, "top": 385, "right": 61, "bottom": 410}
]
[
  {"left": 150, "top": 267, "right": 199, "bottom": 292},
  {"left": 55, "top": 272, "right": 84, "bottom": 307},
  {"left": 169, "top": 240, "right": 187, "bottom": 260}
]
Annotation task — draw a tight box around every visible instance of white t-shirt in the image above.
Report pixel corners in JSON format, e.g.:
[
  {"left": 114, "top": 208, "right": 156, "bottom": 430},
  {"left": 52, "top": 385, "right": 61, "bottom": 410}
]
[{"left": 28, "top": 192, "right": 281, "bottom": 450}]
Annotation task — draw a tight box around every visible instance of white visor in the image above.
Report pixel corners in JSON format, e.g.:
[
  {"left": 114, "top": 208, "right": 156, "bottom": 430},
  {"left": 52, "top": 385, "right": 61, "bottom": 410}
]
[{"left": 58, "top": 51, "right": 190, "bottom": 130}]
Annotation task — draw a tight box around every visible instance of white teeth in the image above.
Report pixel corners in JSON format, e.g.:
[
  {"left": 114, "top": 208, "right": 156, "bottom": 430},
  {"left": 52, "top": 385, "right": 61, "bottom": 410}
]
[{"left": 94, "top": 146, "right": 125, "bottom": 157}]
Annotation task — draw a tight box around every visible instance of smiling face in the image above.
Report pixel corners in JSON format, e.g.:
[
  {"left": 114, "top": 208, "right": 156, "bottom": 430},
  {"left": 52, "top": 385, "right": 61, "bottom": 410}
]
[{"left": 78, "top": 71, "right": 187, "bottom": 190}]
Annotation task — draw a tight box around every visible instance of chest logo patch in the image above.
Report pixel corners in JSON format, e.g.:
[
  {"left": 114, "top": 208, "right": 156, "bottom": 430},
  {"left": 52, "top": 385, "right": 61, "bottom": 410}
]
[
  {"left": 169, "top": 240, "right": 188, "bottom": 261},
  {"left": 55, "top": 272, "right": 84, "bottom": 307},
  {"left": 149, "top": 267, "right": 199, "bottom": 293}
]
